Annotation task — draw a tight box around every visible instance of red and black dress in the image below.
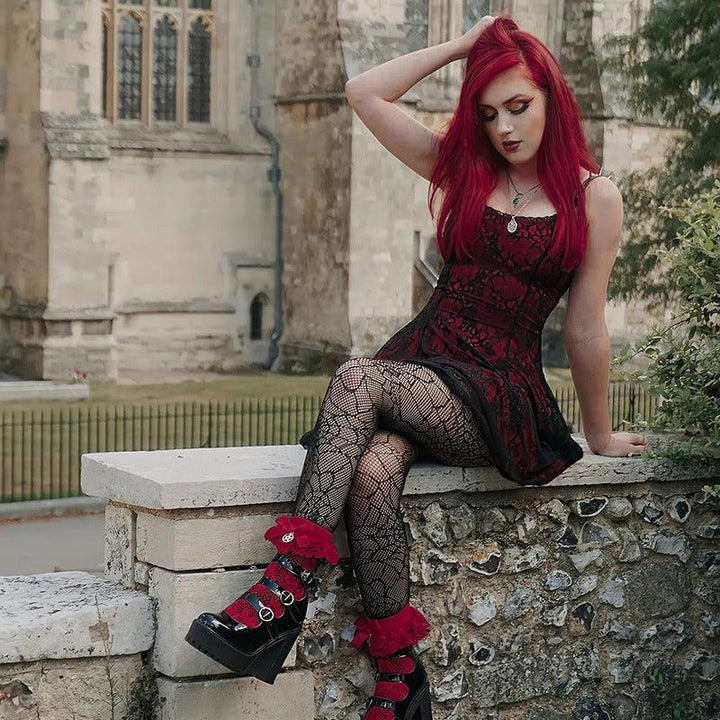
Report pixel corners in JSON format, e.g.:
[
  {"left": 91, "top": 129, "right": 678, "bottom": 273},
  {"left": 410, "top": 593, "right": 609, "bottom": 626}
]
[{"left": 372, "top": 205, "right": 583, "bottom": 486}]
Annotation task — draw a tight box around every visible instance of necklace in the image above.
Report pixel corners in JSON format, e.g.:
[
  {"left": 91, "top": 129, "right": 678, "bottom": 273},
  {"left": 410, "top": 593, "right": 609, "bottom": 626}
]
[
  {"left": 508, "top": 173, "right": 541, "bottom": 208},
  {"left": 506, "top": 173, "right": 541, "bottom": 233}
]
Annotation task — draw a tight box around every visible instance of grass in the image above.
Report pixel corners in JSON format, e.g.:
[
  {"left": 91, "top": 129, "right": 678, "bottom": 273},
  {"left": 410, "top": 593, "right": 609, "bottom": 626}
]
[{"left": 0, "top": 367, "right": 578, "bottom": 409}]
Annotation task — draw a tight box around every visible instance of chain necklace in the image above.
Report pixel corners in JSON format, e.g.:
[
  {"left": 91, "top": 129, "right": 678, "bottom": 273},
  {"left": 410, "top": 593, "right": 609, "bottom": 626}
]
[
  {"left": 506, "top": 173, "right": 542, "bottom": 234},
  {"left": 508, "top": 173, "right": 541, "bottom": 208}
]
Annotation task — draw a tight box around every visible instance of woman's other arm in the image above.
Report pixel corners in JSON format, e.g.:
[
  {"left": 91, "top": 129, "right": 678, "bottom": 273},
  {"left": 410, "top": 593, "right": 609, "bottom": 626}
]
[
  {"left": 345, "top": 17, "right": 494, "bottom": 181},
  {"left": 563, "top": 177, "right": 648, "bottom": 457}
]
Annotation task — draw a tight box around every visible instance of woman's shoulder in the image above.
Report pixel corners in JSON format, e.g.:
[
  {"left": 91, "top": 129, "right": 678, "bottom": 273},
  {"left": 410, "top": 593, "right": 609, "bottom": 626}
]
[{"left": 581, "top": 169, "right": 622, "bottom": 214}]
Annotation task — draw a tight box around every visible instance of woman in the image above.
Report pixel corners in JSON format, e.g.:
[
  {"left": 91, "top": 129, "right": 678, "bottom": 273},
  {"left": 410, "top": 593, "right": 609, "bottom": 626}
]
[{"left": 185, "top": 16, "right": 648, "bottom": 720}]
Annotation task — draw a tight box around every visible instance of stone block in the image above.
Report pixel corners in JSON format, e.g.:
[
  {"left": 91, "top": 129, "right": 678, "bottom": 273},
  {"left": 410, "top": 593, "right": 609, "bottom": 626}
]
[
  {"left": 148, "top": 566, "right": 297, "bottom": 678},
  {"left": 156, "top": 670, "right": 314, "bottom": 720},
  {"left": 136, "top": 510, "right": 350, "bottom": 571},
  {"left": 0, "top": 654, "right": 144, "bottom": 720},
  {"left": 104, "top": 503, "right": 136, "bottom": 588},
  {"left": 0, "top": 573, "right": 154, "bottom": 663}
]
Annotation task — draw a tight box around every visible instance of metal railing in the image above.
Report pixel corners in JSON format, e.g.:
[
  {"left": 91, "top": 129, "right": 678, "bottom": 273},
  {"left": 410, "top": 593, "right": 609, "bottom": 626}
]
[{"left": 0, "top": 384, "right": 656, "bottom": 502}]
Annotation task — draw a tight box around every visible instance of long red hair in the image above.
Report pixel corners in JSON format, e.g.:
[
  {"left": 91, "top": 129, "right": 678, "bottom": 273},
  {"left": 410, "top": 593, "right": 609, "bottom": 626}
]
[{"left": 430, "top": 17, "right": 599, "bottom": 271}]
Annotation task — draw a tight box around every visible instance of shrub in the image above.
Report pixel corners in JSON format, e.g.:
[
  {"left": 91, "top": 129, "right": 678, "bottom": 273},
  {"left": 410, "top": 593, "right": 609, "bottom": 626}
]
[{"left": 616, "top": 183, "right": 720, "bottom": 496}]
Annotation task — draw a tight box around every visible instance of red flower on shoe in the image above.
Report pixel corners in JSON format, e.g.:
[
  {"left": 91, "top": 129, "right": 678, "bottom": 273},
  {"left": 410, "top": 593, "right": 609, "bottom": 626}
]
[{"left": 265, "top": 515, "right": 340, "bottom": 565}]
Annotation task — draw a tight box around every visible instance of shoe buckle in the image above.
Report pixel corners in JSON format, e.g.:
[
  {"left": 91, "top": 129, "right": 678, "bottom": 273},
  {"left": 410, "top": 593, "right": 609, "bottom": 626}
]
[
  {"left": 258, "top": 604, "right": 275, "bottom": 622},
  {"left": 280, "top": 590, "right": 295, "bottom": 606}
]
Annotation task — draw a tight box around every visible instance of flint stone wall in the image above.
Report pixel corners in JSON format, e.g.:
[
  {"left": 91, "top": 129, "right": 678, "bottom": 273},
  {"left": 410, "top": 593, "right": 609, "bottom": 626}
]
[
  {"left": 303, "top": 484, "right": 719, "bottom": 720},
  {"left": 80, "top": 441, "right": 720, "bottom": 720}
]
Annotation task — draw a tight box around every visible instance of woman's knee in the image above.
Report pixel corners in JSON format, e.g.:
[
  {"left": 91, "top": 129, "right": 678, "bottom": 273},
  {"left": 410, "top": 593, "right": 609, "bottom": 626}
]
[
  {"left": 350, "top": 432, "right": 415, "bottom": 500},
  {"left": 328, "top": 357, "right": 380, "bottom": 399}
]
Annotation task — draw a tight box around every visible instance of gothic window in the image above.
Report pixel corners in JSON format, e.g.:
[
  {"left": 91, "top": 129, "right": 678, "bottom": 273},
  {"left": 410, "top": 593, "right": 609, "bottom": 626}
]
[
  {"left": 154, "top": 16, "right": 178, "bottom": 121},
  {"left": 102, "top": 0, "right": 215, "bottom": 126},
  {"left": 188, "top": 18, "right": 212, "bottom": 122},
  {"left": 463, "top": 0, "right": 490, "bottom": 34},
  {"left": 405, "top": 0, "right": 429, "bottom": 52},
  {"left": 250, "top": 295, "right": 265, "bottom": 340}
]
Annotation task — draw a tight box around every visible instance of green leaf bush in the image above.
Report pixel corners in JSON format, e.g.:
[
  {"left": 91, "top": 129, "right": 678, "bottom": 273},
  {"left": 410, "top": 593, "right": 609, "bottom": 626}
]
[{"left": 616, "top": 183, "right": 720, "bottom": 496}]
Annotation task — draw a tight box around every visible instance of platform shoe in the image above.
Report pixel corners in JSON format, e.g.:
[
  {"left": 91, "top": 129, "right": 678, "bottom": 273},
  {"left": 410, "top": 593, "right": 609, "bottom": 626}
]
[{"left": 185, "top": 514, "right": 339, "bottom": 684}]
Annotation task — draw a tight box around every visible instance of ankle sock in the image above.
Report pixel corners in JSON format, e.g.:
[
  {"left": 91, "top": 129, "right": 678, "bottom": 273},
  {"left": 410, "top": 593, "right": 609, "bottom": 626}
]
[{"left": 223, "top": 552, "right": 318, "bottom": 628}]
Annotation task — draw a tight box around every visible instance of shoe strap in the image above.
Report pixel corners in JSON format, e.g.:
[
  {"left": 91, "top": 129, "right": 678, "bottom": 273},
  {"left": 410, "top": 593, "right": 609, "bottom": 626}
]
[
  {"left": 367, "top": 698, "right": 394, "bottom": 712},
  {"left": 259, "top": 576, "right": 296, "bottom": 606},
  {"left": 376, "top": 672, "right": 404, "bottom": 682},
  {"left": 274, "top": 553, "right": 317, "bottom": 590},
  {"left": 243, "top": 592, "right": 276, "bottom": 623},
  {"left": 376, "top": 654, "right": 415, "bottom": 675}
]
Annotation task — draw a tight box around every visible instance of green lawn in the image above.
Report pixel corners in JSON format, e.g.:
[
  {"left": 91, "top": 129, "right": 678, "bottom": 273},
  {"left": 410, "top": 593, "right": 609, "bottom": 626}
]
[{"left": 0, "top": 367, "right": 579, "bottom": 410}]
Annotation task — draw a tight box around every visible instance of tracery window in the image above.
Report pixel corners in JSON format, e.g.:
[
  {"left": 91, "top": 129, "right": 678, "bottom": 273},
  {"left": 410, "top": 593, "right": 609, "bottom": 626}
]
[
  {"left": 102, "top": 0, "right": 215, "bottom": 126},
  {"left": 408, "top": 1, "right": 492, "bottom": 53}
]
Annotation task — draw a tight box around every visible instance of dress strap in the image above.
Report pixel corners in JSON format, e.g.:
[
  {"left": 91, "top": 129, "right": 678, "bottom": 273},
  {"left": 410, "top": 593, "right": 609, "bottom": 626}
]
[
  {"left": 582, "top": 167, "right": 612, "bottom": 189},
  {"left": 575, "top": 168, "right": 610, "bottom": 212}
]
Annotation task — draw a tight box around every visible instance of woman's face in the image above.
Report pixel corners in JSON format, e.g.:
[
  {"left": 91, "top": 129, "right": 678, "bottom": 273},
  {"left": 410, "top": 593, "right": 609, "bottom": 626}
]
[{"left": 476, "top": 65, "right": 547, "bottom": 169}]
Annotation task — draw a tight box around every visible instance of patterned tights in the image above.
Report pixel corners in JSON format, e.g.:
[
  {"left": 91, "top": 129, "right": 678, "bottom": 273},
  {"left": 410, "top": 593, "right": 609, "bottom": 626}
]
[{"left": 294, "top": 358, "right": 491, "bottom": 619}]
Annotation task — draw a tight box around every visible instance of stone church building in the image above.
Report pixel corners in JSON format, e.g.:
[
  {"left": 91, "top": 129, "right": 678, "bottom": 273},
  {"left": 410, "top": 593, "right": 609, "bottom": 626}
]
[{"left": 0, "top": 0, "right": 669, "bottom": 380}]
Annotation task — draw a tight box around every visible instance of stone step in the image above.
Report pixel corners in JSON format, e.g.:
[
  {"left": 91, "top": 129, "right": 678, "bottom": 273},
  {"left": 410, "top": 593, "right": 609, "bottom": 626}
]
[
  {"left": 0, "top": 572, "right": 154, "bottom": 663},
  {"left": 157, "top": 670, "right": 315, "bottom": 720}
]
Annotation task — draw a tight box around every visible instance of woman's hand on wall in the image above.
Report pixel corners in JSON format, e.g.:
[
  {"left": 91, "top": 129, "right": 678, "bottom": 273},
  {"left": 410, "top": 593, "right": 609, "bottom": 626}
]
[{"left": 588, "top": 431, "right": 649, "bottom": 457}]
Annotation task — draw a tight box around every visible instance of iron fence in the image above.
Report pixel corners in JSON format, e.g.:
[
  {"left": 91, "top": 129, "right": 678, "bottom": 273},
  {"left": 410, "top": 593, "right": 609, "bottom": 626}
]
[{"left": 0, "top": 384, "right": 656, "bottom": 502}]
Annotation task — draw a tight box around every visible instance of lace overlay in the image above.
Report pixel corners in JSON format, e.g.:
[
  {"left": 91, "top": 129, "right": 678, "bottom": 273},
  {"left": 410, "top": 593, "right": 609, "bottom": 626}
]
[{"left": 373, "top": 206, "right": 584, "bottom": 485}]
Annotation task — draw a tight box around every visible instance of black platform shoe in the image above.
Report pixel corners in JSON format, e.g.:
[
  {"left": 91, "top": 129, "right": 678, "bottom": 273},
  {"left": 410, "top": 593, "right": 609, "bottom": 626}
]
[
  {"left": 363, "top": 649, "right": 433, "bottom": 720},
  {"left": 185, "top": 554, "right": 317, "bottom": 684}
]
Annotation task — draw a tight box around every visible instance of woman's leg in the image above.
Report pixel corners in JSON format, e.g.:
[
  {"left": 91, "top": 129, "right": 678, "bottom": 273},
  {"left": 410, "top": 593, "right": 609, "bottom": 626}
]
[
  {"left": 224, "top": 357, "right": 491, "bottom": 627},
  {"left": 345, "top": 422, "right": 489, "bottom": 720},
  {"left": 294, "top": 357, "right": 491, "bottom": 531},
  {"left": 345, "top": 391, "right": 491, "bottom": 619},
  {"left": 344, "top": 431, "right": 418, "bottom": 618}
]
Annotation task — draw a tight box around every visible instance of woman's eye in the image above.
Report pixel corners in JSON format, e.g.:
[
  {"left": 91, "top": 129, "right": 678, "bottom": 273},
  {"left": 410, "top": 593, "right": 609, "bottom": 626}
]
[
  {"left": 481, "top": 113, "right": 497, "bottom": 122},
  {"left": 509, "top": 101, "right": 531, "bottom": 115}
]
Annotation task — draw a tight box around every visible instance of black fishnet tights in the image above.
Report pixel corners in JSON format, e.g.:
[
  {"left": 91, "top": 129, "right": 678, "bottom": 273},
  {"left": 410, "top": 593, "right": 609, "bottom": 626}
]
[{"left": 294, "top": 358, "right": 491, "bottom": 619}]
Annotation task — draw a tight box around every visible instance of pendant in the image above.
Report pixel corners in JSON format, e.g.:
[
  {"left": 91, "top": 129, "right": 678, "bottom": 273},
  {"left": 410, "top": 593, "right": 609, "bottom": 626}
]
[
  {"left": 507, "top": 217, "right": 518, "bottom": 233},
  {"left": 512, "top": 195, "right": 520, "bottom": 208}
]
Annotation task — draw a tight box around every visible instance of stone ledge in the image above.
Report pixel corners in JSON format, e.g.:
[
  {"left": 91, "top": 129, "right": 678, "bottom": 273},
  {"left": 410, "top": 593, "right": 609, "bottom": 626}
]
[
  {"left": 80, "top": 436, "right": 718, "bottom": 511},
  {"left": 0, "top": 381, "right": 90, "bottom": 402},
  {"left": 0, "top": 572, "right": 155, "bottom": 663},
  {"left": 156, "top": 670, "right": 315, "bottom": 720}
]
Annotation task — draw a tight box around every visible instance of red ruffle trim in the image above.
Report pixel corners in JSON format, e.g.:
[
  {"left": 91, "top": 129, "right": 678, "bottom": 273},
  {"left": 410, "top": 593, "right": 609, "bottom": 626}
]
[
  {"left": 348, "top": 604, "right": 430, "bottom": 657},
  {"left": 264, "top": 514, "right": 340, "bottom": 565}
]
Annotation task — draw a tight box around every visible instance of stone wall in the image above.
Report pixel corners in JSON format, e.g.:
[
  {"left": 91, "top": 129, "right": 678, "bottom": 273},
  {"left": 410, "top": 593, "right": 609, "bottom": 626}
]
[
  {"left": 303, "top": 483, "right": 719, "bottom": 719},
  {"left": 0, "top": 0, "right": 280, "bottom": 380},
  {"left": 80, "top": 442, "right": 720, "bottom": 720},
  {"left": 0, "top": 0, "right": 48, "bottom": 306},
  {"left": 274, "top": 0, "right": 354, "bottom": 373}
]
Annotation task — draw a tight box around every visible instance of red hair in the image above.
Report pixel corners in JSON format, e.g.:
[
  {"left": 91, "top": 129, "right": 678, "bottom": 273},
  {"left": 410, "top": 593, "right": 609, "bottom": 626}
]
[{"left": 429, "top": 17, "right": 599, "bottom": 271}]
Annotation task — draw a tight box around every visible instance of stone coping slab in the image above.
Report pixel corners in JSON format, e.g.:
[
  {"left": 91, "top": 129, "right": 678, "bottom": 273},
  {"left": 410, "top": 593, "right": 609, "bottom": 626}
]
[
  {"left": 80, "top": 436, "right": 717, "bottom": 511},
  {"left": 0, "top": 572, "right": 154, "bottom": 663},
  {"left": 0, "top": 381, "right": 89, "bottom": 402}
]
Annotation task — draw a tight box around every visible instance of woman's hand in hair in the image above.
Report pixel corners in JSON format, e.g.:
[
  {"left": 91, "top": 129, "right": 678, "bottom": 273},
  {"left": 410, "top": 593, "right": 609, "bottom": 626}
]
[{"left": 456, "top": 16, "right": 496, "bottom": 57}]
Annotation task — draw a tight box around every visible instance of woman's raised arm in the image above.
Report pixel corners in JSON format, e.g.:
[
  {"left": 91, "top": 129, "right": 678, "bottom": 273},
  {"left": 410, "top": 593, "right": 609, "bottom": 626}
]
[{"left": 345, "top": 16, "right": 494, "bottom": 181}]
